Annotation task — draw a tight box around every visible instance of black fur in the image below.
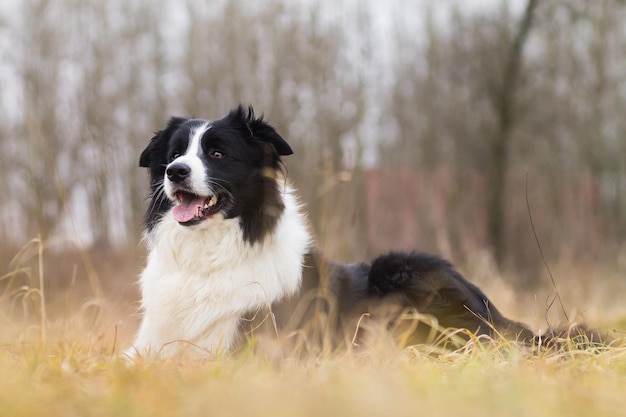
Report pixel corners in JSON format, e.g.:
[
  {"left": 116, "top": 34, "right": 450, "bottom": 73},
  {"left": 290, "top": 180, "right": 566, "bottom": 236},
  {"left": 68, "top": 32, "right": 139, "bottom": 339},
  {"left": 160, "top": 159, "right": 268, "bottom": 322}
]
[
  {"left": 140, "top": 116, "right": 191, "bottom": 230},
  {"left": 139, "top": 106, "right": 292, "bottom": 244},
  {"left": 366, "top": 251, "right": 534, "bottom": 340},
  {"left": 261, "top": 249, "right": 535, "bottom": 348}
]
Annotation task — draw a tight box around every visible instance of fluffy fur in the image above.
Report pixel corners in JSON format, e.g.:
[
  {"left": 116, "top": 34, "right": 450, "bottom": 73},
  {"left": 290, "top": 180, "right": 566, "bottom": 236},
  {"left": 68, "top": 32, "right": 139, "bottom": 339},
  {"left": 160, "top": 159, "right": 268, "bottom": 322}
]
[{"left": 127, "top": 106, "right": 536, "bottom": 359}]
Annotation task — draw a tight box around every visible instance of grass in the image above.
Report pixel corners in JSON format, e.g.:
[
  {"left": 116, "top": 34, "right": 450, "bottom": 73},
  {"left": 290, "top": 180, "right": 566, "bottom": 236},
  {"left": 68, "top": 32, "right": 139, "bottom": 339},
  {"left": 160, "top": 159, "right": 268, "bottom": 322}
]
[
  {"left": 1, "top": 240, "right": 626, "bottom": 417},
  {"left": 2, "top": 336, "right": 626, "bottom": 417}
]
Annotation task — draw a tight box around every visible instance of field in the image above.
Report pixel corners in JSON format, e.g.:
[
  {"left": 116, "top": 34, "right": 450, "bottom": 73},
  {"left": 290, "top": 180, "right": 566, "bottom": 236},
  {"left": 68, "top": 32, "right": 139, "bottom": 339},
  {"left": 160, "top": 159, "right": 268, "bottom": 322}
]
[
  {"left": 1, "top": 240, "right": 626, "bottom": 417},
  {"left": 3, "top": 0, "right": 626, "bottom": 415}
]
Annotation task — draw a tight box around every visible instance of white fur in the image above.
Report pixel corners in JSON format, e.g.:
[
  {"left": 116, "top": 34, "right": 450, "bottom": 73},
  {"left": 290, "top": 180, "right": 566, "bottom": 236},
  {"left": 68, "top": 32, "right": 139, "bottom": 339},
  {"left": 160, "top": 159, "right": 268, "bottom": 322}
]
[
  {"left": 164, "top": 123, "right": 212, "bottom": 198},
  {"left": 126, "top": 184, "right": 311, "bottom": 359}
]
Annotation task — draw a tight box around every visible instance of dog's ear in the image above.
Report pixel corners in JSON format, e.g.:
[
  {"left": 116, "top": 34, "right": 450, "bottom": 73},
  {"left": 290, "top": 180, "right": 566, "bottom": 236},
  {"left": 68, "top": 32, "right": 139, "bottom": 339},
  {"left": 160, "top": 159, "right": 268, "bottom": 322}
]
[
  {"left": 139, "top": 131, "right": 161, "bottom": 168},
  {"left": 139, "top": 117, "right": 189, "bottom": 167},
  {"left": 251, "top": 121, "right": 293, "bottom": 156},
  {"left": 234, "top": 105, "right": 293, "bottom": 156}
]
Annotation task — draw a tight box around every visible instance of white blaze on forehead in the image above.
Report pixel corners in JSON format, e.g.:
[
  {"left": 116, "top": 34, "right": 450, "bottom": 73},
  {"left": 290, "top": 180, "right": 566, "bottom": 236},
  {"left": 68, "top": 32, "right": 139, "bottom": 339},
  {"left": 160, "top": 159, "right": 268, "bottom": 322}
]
[
  {"left": 164, "top": 122, "right": 212, "bottom": 199},
  {"left": 186, "top": 122, "right": 210, "bottom": 157}
]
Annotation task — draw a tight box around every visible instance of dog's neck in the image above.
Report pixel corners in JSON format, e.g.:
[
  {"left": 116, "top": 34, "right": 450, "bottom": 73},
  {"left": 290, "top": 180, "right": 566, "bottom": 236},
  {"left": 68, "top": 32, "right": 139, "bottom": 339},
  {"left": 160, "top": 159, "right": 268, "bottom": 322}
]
[{"left": 132, "top": 184, "right": 312, "bottom": 357}]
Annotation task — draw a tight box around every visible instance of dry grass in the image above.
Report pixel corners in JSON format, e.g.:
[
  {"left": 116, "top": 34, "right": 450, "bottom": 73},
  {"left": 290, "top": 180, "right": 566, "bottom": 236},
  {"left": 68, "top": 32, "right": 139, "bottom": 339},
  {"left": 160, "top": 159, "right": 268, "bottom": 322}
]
[
  {"left": 2, "top": 331, "right": 626, "bottom": 417},
  {"left": 1, "top": 240, "right": 626, "bottom": 417}
]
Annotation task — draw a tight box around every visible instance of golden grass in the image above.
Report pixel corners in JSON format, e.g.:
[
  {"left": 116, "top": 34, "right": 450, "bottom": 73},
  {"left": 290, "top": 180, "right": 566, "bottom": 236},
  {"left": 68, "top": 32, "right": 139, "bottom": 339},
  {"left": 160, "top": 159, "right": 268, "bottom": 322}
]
[
  {"left": 2, "top": 241, "right": 626, "bottom": 417},
  {"left": 1, "top": 329, "right": 626, "bottom": 417}
]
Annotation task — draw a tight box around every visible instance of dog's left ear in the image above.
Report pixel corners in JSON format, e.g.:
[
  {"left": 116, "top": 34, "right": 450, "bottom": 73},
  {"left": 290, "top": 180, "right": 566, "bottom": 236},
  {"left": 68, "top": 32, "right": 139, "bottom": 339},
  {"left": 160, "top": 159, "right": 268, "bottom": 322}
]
[
  {"left": 250, "top": 119, "right": 293, "bottom": 157},
  {"left": 235, "top": 105, "right": 293, "bottom": 156}
]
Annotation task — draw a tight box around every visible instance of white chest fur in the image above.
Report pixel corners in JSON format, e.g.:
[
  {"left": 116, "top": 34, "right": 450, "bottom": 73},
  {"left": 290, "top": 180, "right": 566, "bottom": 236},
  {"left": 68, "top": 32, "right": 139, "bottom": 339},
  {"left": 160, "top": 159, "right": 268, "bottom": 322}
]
[{"left": 127, "top": 187, "right": 311, "bottom": 358}]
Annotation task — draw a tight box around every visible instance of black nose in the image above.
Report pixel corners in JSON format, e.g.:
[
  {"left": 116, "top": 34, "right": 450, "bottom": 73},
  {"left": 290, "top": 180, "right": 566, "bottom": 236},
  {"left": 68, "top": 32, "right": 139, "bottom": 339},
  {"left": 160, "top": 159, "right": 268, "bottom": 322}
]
[{"left": 166, "top": 162, "right": 191, "bottom": 183}]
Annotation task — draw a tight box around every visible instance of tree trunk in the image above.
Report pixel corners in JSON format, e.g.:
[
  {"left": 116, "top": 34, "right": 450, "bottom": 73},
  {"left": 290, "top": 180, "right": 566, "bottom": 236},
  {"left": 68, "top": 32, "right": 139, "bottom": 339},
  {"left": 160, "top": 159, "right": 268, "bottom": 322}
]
[{"left": 487, "top": 0, "right": 538, "bottom": 266}]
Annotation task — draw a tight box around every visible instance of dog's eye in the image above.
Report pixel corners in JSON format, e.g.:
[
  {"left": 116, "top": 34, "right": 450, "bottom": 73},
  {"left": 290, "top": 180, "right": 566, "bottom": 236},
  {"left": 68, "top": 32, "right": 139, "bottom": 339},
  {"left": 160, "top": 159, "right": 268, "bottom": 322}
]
[
  {"left": 169, "top": 152, "right": 181, "bottom": 162},
  {"left": 210, "top": 150, "right": 224, "bottom": 159}
]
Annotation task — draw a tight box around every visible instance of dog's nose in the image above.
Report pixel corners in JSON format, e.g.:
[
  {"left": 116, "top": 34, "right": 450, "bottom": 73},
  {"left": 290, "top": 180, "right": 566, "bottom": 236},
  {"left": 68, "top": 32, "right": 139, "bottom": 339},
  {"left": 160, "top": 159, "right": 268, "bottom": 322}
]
[{"left": 166, "top": 162, "right": 191, "bottom": 183}]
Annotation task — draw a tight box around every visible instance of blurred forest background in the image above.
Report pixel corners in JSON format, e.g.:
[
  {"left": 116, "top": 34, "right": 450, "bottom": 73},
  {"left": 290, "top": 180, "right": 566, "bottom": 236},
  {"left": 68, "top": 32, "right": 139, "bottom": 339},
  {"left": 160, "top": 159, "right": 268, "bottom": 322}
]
[{"left": 1, "top": 0, "right": 625, "bottom": 315}]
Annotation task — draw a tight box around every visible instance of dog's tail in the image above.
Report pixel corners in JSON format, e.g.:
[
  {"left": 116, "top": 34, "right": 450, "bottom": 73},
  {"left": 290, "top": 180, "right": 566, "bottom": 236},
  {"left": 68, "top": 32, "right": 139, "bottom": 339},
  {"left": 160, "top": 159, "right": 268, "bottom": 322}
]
[{"left": 534, "top": 322, "right": 617, "bottom": 350}]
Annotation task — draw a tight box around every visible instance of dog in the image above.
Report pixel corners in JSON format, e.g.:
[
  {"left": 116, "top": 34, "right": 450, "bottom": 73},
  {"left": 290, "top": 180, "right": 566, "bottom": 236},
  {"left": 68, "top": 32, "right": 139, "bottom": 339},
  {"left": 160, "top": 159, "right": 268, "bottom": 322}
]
[{"left": 126, "top": 105, "right": 536, "bottom": 359}]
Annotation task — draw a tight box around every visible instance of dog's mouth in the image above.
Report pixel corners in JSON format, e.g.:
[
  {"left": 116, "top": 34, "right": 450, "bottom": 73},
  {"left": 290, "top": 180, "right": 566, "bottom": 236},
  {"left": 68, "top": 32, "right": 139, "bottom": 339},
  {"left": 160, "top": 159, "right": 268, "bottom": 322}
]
[{"left": 172, "top": 191, "right": 223, "bottom": 225}]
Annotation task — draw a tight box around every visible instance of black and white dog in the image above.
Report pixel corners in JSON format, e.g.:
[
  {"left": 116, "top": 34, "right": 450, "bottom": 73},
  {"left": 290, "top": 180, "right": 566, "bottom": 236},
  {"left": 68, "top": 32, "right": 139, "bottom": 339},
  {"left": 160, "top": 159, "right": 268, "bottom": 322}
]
[{"left": 127, "top": 106, "right": 534, "bottom": 359}]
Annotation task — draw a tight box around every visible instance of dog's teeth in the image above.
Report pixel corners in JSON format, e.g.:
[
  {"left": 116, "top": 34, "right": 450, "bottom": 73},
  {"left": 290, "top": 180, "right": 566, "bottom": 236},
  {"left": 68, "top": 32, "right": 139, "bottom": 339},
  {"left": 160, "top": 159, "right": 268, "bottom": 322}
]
[{"left": 208, "top": 196, "right": 217, "bottom": 207}]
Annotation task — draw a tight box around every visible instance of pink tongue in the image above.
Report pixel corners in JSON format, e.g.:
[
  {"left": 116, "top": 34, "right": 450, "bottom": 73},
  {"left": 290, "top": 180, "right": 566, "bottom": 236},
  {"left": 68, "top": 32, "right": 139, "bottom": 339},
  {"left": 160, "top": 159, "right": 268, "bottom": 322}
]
[{"left": 172, "top": 195, "right": 206, "bottom": 223}]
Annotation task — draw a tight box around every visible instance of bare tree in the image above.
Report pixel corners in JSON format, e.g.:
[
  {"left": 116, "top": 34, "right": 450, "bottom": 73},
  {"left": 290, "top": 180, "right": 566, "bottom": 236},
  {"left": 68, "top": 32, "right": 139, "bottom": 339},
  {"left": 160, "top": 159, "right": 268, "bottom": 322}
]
[
  {"left": 485, "top": 0, "right": 538, "bottom": 266},
  {"left": 16, "top": 0, "right": 67, "bottom": 240},
  {"left": 383, "top": 0, "right": 626, "bottom": 279},
  {"left": 2, "top": 0, "right": 626, "bottom": 283}
]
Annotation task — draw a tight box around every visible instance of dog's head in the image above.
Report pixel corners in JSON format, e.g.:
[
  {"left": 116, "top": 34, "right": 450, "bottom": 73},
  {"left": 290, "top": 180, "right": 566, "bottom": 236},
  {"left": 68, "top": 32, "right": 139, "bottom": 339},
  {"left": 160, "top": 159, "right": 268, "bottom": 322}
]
[{"left": 139, "top": 105, "right": 293, "bottom": 244}]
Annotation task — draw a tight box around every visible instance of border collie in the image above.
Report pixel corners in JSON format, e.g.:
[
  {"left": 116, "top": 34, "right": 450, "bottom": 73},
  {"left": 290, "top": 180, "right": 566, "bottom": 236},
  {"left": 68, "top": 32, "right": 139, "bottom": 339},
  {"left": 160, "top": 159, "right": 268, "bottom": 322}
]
[{"left": 126, "top": 106, "right": 535, "bottom": 359}]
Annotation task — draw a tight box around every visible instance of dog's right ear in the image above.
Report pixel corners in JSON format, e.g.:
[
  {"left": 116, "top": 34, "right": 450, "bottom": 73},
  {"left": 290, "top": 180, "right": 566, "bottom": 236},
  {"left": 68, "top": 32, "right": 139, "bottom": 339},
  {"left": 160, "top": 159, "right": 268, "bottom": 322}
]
[
  {"left": 139, "top": 131, "right": 162, "bottom": 168},
  {"left": 139, "top": 117, "right": 189, "bottom": 168}
]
